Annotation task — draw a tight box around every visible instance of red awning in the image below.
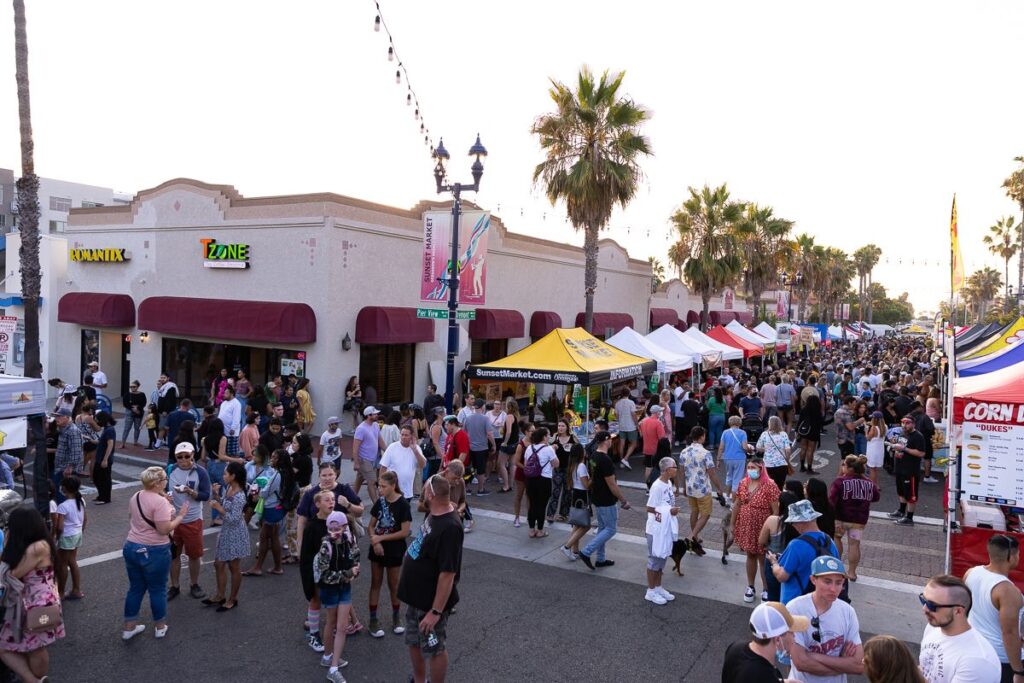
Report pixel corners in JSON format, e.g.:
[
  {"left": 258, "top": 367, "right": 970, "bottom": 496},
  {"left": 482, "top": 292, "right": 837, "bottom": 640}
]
[
  {"left": 58, "top": 292, "right": 135, "bottom": 328},
  {"left": 468, "top": 309, "right": 525, "bottom": 340},
  {"left": 355, "top": 307, "right": 434, "bottom": 345},
  {"left": 529, "top": 311, "right": 562, "bottom": 338},
  {"left": 735, "top": 311, "right": 753, "bottom": 325},
  {"left": 649, "top": 308, "right": 678, "bottom": 329},
  {"left": 709, "top": 311, "right": 722, "bottom": 326},
  {"left": 574, "top": 312, "right": 633, "bottom": 336},
  {"left": 686, "top": 310, "right": 700, "bottom": 326},
  {"left": 707, "top": 325, "right": 761, "bottom": 358},
  {"left": 138, "top": 296, "right": 316, "bottom": 344}
]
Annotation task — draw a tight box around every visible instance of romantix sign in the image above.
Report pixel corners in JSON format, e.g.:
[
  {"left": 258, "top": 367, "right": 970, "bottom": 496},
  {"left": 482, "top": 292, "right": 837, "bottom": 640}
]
[
  {"left": 201, "top": 238, "right": 250, "bottom": 269},
  {"left": 70, "top": 248, "right": 130, "bottom": 263}
]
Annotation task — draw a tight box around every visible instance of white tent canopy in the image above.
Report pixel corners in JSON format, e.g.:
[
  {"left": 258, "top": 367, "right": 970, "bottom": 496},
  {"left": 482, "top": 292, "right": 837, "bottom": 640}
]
[
  {"left": 681, "top": 326, "right": 744, "bottom": 361},
  {"left": 605, "top": 326, "right": 692, "bottom": 373},
  {"left": 724, "top": 320, "right": 772, "bottom": 349},
  {"left": 645, "top": 324, "right": 708, "bottom": 366},
  {"left": 754, "top": 322, "right": 779, "bottom": 341}
]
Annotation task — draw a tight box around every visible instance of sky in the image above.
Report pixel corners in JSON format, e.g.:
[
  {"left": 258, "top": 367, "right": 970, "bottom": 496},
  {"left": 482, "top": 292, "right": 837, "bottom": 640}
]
[{"left": 1, "top": 0, "right": 1022, "bottom": 315}]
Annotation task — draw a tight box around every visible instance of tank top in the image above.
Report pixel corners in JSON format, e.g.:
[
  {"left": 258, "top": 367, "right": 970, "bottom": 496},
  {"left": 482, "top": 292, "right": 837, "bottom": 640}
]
[
  {"left": 965, "top": 565, "right": 1017, "bottom": 662},
  {"left": 767, "top": 518, "right": 786, "bottom": 555}
]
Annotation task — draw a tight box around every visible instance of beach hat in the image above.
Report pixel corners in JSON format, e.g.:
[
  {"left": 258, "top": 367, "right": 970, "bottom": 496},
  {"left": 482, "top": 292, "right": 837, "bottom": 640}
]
[
  {"left": 786, "top": 499, "right": 823, "bottom": 523},
  {"left": 327, "top": 416, "right": 340, "bottom": 425}
]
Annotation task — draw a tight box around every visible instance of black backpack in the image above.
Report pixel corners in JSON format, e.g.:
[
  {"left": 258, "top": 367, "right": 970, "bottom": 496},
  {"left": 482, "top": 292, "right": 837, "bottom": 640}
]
[{"left": 795, "top": 533, "right": 851, "bottom": 603}]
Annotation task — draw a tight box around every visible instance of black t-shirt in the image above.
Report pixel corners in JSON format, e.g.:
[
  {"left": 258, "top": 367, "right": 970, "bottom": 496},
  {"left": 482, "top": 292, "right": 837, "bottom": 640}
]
[
  {"left": 894, "top": 396, "right": 913, "bottom": 419},
  {"left": 588, "top": 450, "right": 617, "bottom": 507},
  {"left": 721, "top": 641, "right": 784, "bottom": 683},
  {"left": 896, "top": 429, "right": 926, "bottom": 475},
  {"left": 369, "top": 496, "right": 413, "bottom": 561},
  {"left": 682, "top": 399, "right": 700, "bottom": 423},
  {"left": 915, "top": 413, "right": 935, "bottom": 458},
  {"left": 300, "top": 516, "right": 328, "bottom": 562},
  {"left": 259, "top": 430, "right": 284, "bottom": 455},
  {"left": 398, "top": 510, "right": 464, "bottom": 612},
  {"left": 292, "top": 452, "right": 313, "bottom": 488}
]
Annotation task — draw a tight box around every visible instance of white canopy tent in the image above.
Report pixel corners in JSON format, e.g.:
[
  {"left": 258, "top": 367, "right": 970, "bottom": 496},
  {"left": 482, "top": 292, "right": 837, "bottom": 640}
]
[
  {"left": 605, "top": 326, "right": 693, "bottom": 373},
  {"left": 724, "top": 320, "right": 773, "bottom": 350},
  {"left": 754, "top": 322, "right": 779, "bottom": 341},
  {"left": 681, "top": 326, "right": 744, "bottom": 361},
  {"left": 645, "top": 324, "right": 706, "bottom": 366}
]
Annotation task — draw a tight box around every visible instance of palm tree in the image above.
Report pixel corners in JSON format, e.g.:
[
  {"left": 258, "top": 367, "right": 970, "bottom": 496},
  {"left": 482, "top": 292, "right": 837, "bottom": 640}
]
[
  {"left": 1002, "top": 156, "right": 1024, "bottom": 300},
  {"left": 966, "top": 267, "right": 1002, "bottom": 322},
  {"left": 853, "top": 246, "right": 873, "bottom": 322},
  {"left": 792, "top": 234, "right": 818, "bottom": 322},
  {"left": 648, "top": 256, "right": 666, "bottom": 291},
  {"left": 13, "top": 0, "right": 47, "bottom": 515},
  {"left": 983, "top": 216, "right": 1021, "bottom": 312},
  {"left": 860, "top": 244, "right": 882, "bottom": 323},
  {"left": 734, "top": 204, "right": 793, "bottom": 320},
  {"left": 819, "top": 248, "right": 854, "bottom": 322},
  {"left": 532, "top": 67, "right": 652, "bottom": 333},
  {"left": 667, "top": 240, "right": 687, "bottom": 280},
  {"left": 671, "top": 183, "right": 744, "bottom": 330}
]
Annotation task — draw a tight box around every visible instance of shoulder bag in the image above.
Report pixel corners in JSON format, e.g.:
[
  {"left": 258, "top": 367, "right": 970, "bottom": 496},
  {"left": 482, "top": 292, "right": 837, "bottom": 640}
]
[{"left": 568, "top": 489, "right": 591, "bottom": 528}]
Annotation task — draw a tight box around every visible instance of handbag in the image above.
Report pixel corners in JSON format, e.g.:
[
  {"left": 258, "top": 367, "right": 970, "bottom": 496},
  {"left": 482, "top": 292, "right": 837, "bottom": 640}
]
[
  {"left": 568, "top": 491, "right": 592, "bottom": 528},
  {"left": 797, "top": 420, "right": 811, "bottom": 438},
  {"left": 26, "top": 604, "right": 62, "bottom": 633}
]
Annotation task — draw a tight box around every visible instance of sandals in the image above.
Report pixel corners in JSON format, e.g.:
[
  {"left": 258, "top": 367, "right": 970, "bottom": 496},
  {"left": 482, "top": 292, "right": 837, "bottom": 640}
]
[
  {"left": 241, "top": 570, "right": 262, "bottom": 577},
  {"left": 282, "top": 557, "right": 299, "bottom": 565},
  {"left": 201, "top": 597, "right": 225, "bottom": 606},
  {"left": 216, "top": 600, "right": 238, "bottom": 612},
  {"left": 268, "top": 569, "right": 284, "bottom": 575}
]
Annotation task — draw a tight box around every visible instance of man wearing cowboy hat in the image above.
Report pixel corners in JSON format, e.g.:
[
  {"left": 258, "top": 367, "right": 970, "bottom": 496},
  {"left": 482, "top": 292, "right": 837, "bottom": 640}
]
[{"left": 767, "top": 500, "right": 840, "bottom": 604}]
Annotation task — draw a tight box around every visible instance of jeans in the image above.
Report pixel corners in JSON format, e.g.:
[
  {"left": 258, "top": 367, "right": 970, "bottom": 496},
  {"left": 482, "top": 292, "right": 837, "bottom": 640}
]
[
  {"left": 854, "top": 434, "right": 867, "bottom": 456},
  {"left": 123, "top": 541, "right": 172, "bottom": 622},
  {"left": 723, "top": 459, "right": 746, "bottom": 492},
  {"left": 708, "top": 414, "right": 725, "bottom": 450},
  {"left": 207, "top": 460, "right": 226, "bottom": 521},
  {"left": 121, "top": 414, "right": 143, "bottom": 444},
  {"left": 582, "top": 504, "right": 618, "bottom": 562}
]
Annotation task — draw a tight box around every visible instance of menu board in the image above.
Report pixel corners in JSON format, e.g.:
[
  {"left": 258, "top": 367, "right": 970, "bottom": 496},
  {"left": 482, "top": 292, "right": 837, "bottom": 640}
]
[{"left": 961, "top": 420, "right": 1024, "bottom": 505}]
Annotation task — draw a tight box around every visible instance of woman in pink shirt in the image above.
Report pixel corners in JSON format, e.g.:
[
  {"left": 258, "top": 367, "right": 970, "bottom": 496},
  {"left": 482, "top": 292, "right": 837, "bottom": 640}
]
[{"left": 239, "top": 412, "right": 260, "bottom": 461}]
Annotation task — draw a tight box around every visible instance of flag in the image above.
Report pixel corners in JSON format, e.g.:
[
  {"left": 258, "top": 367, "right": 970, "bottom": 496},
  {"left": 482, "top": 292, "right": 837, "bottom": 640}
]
[{"left": 951, "top": 195, "right": 964, "bottom": 293}]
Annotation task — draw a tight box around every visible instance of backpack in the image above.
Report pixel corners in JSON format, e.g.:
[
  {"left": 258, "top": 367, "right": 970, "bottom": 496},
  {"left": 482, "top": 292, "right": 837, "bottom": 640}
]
[
  {"left": 314, "top": 532, "right": 357, "bottom": 586},
  {"left": 280, "top": 479, "right": 301, "bottom": 512},
  {"left": 523, "top": 446, "right": 543, "bottom": 479},
  {"left": 795, "top": 532, "right": 851, "bottom": 603}
]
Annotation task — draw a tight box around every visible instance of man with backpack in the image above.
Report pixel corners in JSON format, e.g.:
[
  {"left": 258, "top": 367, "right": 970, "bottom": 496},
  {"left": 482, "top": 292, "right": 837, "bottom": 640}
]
[{"left": 767, "top": 499, "right": 840, "bottom": 604}]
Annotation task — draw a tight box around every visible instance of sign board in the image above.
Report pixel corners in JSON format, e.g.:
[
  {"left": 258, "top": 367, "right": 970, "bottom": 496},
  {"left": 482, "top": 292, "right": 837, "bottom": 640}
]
[
  {"left": 798, "top": 327, "right": 814, "bottom": 346},
  {"left": 69, "top": 248, "right": 131, "bottom": 262},
  {"left": 416, "top": 308, "right": 476, "bottom": 320},
  {"left": 0, "top": 417, "right": 27, "bottom": 451},
  {"left": 280, "top": 356, "right": 305, "bottom": 378},
  {"left": 0, "top": 316, "right": 16, "bottom": 356},
  {"left": 957, "top": 400, "right": 1024, "bottom": 505},
  {"left": 201, "top": 238, "right": 250, "bottom": 269},
  {"left": 420, "top": 211, "right": 491, "bottom": 305}
]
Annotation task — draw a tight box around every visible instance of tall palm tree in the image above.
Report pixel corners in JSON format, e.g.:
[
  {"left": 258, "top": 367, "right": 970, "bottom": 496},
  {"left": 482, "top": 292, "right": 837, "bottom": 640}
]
[
  {"left": 13, "top": 0, "right": 47, "bottom": 515},
  {"left": 815, "top": 248, "right": 854, "bottom": 322},
  {"left": 734, "top": 204, "right": 793, "bottom": 320},
  {"left": 983, "top": 216, "right": 1021, "bottom": 312},
  {"left": 860, "top": 244, "right": 882, "bottom": 323},
  {"left": 966, "top": 267, "right": 1002, "bottom": 322},
  {"left": 532, "top": 67, "right": 652, "bottom": 333},
  {"left": 671, "top": 183, "right": 744, "bottom": 330},
  {"left": 667, "top": 240, "right": 687, "bottom": 280},
  {"left": 792, "top": 233, "right": 818, "bottom": 322},
  {"left": 648, "top": 256, "right": 666, "bottom": 291},
  {"left": 1002, "top": 156, "right": 1024, "bottom": 300},
  {"left": 852, "top": 246, "right": 873, "bottom": 322}
]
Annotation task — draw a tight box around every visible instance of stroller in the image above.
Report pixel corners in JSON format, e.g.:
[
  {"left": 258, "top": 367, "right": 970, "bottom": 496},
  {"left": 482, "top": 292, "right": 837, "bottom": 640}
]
[{"left": 741, "top": 412, "right": 765, "bottom": 445}]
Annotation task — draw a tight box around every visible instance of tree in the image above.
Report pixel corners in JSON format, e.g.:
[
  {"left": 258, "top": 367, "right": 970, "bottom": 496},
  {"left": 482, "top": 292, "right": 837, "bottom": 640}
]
[
  {"left": 532, "top": 67, "right": 652, "bottom": 333},
  {"left": 853, "top": 246, "right": 872, "bottom": 323},
  {"left": 734, "top": 204, "right": 793, "bottom": 321},
  {"left": 792, "top": 234, "right": 819, "bottom": 322},
  {"left": 1001, "top": 156, "right": 1024, "bottom": 301},
  {"left": 670, "top": 184, "right": 744, "bottom": 330},
  {"left": 982, "top": 215, "right": 1020, "bottom": 311},
  {"left": 965, "top": 267, "right": 1002, "bottom": 322},
  {"left": 819, "top": 248, "right": 854, "bottom": 323},
  {"left": 667, "top": 240, "right": 687, "bottom": 280},
  {"left": 13, "top": 0, "right": 47, "bottom": 516},
  {"left": 648, "top": 256, "right": 666, "bottom": 291},
  {"left": 860, "top": 244, "right": 882, "bottom": 323}
]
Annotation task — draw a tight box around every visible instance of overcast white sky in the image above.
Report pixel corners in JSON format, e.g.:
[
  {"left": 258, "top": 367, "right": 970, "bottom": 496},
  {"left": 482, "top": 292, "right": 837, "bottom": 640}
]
[{"left": 2, "top": 0, "right": 1022, "bottom": 313}]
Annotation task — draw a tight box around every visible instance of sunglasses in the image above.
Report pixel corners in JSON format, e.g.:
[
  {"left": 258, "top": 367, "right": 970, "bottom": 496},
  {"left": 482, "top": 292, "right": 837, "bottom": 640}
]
[
  {"left": 918, "top": 593, "right": 964, "bottom": 612},
  {"left": 810, "top": 616, "right": 821, "bottom": 643},
  {"left": 175, "top": 454, "right": 193, "bottom": 460}
]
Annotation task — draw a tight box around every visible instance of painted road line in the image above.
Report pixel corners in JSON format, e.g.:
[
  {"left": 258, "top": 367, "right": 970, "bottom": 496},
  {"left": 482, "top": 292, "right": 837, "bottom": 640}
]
[{"left": 79, "top": 527, "right": 221, "bottom": 568}]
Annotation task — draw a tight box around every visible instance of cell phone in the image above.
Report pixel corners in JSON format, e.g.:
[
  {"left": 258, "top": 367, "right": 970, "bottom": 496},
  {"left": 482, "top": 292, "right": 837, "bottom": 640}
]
[{"left": 174, "top": 485, "right": 187, "bottom": 493}]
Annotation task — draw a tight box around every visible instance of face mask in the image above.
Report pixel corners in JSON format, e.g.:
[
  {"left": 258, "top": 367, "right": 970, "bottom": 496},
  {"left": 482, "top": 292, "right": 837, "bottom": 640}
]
[{"left": 747, "top": 469, "right": 761, "bottom": 480}]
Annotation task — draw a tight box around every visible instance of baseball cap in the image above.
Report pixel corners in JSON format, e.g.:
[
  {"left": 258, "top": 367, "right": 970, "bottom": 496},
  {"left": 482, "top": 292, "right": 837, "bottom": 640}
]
[
  {"left": 811, "top": 555, "right": 847, "bottom": 577},
  {"left": 870, "top": 411, "right": 883, "bottom": 419},
  {"left": 88, "top": 361, "right": 98, "bottom": 368},
  {"left": 649, "top": 405, "right": 663, "bottom": 414},
  {"left": 327, "top": 416, "right": 340, "bottom": 425},
  {"left": 327, "top": 511, "right": 348, "bottom": 529},
  {"left": 749, "top": 602, "right": 810, "bottom": 639},
  {"left": 174, "top": 442, "right": 196, "bottom": 455},
  {"left": 363, "top": 406, "right": 381, "bottom": 417}
]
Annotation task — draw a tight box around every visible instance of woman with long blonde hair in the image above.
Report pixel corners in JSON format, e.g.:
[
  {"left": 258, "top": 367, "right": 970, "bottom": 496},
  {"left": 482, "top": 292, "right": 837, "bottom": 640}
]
[{"left": 497, "top": 397, "right": 520, "bottom": 493}]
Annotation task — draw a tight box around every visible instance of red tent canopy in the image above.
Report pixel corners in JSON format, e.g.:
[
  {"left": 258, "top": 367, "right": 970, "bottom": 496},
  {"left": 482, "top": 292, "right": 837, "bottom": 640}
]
[{"left": 706, "top": 325, "right": 761, "bottom": 358}]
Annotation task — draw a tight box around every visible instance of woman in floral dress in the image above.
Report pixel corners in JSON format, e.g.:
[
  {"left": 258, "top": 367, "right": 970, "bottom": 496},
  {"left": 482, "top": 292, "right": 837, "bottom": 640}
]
[
  {"left": 730, "top": 458, "right": 780, "bottom": 604},
  {"left": 0, "top": 507, "right": 64, "bottom": 683},
  {"left": 205, "top": 461, "right": 250, "bottom": 612}
]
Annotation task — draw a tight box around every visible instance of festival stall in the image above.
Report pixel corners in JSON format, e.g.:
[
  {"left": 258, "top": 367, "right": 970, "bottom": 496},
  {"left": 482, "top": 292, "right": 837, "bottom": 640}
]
[
  {"left": 753, "top": 321, "right": 789, "bottom": 354},
  {"left": 957, "top": 334, "right": 1024, "bottom": 376},
  {"left": 958, "top": 316, "right": 1024, "bottom": 361},
  {"left": 706, "top": 325, "right": 762, "bottom": 359},
  {"left": 955, "top": 321, "right": 1004, "bottom": 355},
  {"left": 605, "top": 326, "right": 693, "bottom": 374},
  {"left": 725, "top": 320, "right": 776, "bottom": 355},
  {"left": 646, "top": 324, "right": 718, "bottom": 370},
  {"left": 680, "top": 326, "right": 744, "bottom": 362}
]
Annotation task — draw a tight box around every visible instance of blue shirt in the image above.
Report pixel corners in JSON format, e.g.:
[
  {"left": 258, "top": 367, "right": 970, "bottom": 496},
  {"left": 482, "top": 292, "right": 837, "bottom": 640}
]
[
  {"left": 779, "top": 531, "right": 839, "bottom": 604},
  {"left": 720, "top": 428, "right": 748, "bottom": 461}
]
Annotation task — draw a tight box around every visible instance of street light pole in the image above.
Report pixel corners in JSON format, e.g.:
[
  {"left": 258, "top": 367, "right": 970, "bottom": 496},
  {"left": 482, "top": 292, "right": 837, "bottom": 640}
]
[{"left": 433, "top": 135, "right": 487, "bottom": 414}]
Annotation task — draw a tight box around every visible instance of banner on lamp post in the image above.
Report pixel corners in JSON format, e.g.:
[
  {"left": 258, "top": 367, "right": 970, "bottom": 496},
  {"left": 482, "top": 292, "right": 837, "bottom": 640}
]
[
  {"left": 420, "top": 211, "right": 491, "bottom": 305},
  {"left": 775, "top": 292, "right": 789, "bottom": 319}
]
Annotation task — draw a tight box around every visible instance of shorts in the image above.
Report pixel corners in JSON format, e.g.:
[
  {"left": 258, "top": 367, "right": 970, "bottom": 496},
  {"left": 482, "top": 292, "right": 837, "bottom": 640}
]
[
  {"left": 357, "top": 458, "right": 378, "bottom": 484},
  {"left": 835, "top": 521, "right": 865, "bottom": 541},
  {"left": 171, "top": 518, "right": 205, "bottom": 559},
  {"left": 688, "top": 495, "right": 712, "bottom": 517},
  {"left": 318, "top": 582, "right": 352, "bottom": 608},
  {"left": 643, "top": 454, "right": 656, "bottom": 468},
  {"left": 226, "top": 435, "right": 239, "bottom": 456},
  {"left": 645, "top": 534, "right": 668, "bottom": 572},
  {"left": 159, "top": 414, "right": 170, "bottom": 430},
  {"left": 404, "top": 605, "right": 449, "bottom": 656},
  {"left": 262, "top": 505, "right": 286, "bottom": 525},
  {"left": 470, "top": 449, "right": 489, "bottom": 476},
  {"left": 838, "top": 441, "right": 854, "bottom": 457},
  {"left": 59, "top": 533, "right": 82, "bottom": 550},
  {"left": 620, "top": 430, "right": 639, "bottom": 444},
  {"left": 896, "top": 473, "right": 920, "bottom": 504}
]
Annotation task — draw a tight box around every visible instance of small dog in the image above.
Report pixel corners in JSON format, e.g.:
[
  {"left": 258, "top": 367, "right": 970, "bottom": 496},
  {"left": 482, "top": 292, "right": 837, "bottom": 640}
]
[
  {"left": 670, "top": 538, "right": 691, "bottom": 576},
  {"left": 720, "top": 507, "right": 735, "bottom": 565}
]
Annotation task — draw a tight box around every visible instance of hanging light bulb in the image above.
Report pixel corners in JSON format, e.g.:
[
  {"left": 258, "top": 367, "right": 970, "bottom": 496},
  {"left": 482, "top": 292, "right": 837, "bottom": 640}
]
[
  {"left": 374, "top": 15, "right": 381, "bottom": 31},
  {"left": 388, "top": 46, "right": 394, "bottom": 61},
  {"left": 420, "top": 123, "right": 425, "bottom": 133},
  {"left": 414, "top": 108, "right": 419, "bottom": 120},
  {"left": 395, "top": 69, "right": 401, "bottom": 84},
  {"left": 407, "top": 93, "right": 412, "bottom": 106}
]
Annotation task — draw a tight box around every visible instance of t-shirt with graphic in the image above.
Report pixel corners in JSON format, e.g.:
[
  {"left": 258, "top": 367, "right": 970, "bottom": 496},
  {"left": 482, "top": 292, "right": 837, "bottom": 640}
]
[
  {"left": 397, "top": 510, "right": 464, "bottom": 612},
  {"left": 369, "top": 495, "right": 413, "bottom": 562},
  {"left": 587, "top": 450, "right": 617, "bottom": 507},
  {"left": 786, "top": 593, "right": 862, "bottom": 683},
  {"left": 319, "top": 428, "right": 343, "bottom": 465},
  {"left": 645, "top": 478, "right": 676, "bottom": 536},
  {"left": 918, "top": 623, "right": 1000, "bottom": 683},
  {"left": 679, "top": 443, "right": 716, "bottom": 498}
]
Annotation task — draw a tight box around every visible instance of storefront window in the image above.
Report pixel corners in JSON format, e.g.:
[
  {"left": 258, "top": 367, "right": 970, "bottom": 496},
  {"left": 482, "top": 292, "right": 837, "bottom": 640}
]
[
  {"left": 162, "top": 338, "right": 300, "bottom": 406},
  {"left": 81, "top": 329, "right": 99, "bottom": 381},
  {"left": 471, "top": 339, "right": 508, "bottom": 364},
  {"left": 359, "top": 344, "right": 414, "bottom": 406}
]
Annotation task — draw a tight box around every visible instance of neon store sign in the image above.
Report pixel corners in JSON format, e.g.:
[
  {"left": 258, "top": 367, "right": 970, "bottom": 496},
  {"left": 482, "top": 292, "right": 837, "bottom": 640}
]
[{"left": 201, "top": 238, "right": 250, "bottom": 269}]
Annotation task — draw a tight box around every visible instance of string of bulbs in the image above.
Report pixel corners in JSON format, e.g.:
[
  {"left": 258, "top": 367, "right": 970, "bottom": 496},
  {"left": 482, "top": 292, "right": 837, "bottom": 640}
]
[{"left": 372, "top": 2, "right": 434, "bottom": 155}]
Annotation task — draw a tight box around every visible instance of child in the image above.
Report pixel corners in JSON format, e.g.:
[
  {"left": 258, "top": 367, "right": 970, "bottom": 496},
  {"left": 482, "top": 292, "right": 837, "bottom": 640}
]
[
  {"left": 315, "top": 510, "right": 360, "bottom": 683},
  {"left": 54, "top": 476, "right": 86, "bottom": 599},
  {"left": 443, "top": 460, "right": 472, "bottom": 532},
  {"left": 144, "top": 404, "right": 159, "bottom": 451}
]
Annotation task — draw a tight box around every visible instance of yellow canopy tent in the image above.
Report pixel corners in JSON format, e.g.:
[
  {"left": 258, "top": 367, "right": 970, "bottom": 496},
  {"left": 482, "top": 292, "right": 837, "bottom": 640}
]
[
  {"left": 960, "top": 316, "right": 1024, "bottom": 360},
  {"left": 467, "top": 327, "right": 656, "bottom": 386},
  {"left": 903, "top": 323, "right": 930, "bottom": 335}
]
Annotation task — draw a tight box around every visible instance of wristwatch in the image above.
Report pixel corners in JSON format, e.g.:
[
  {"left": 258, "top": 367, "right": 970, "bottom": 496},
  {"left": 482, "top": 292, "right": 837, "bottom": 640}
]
[{"left": 429, "top": 608, "right": 443, "bottom": 617}]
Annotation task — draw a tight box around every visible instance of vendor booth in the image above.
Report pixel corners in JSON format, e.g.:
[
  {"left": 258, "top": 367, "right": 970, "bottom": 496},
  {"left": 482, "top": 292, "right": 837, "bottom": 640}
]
[
  {"left": 753, "top": 321, "right": 789, "bottom": 354},
  {"left": 706, "top": 325, "right": 762, "bottom": 359},
  {"left": 958, "top": 316, "right": 1024, "bottom": 361},
  {"left": 725, "top": 320, "right": 775, "bottom": 355},
  {"left": 646, "top": 324, "right": 716, "bottom": 369},
  {"left": 605, "top": 326, "right": 692, "bottom": 374},
  {"left": 955, "top": 321, "right": 1005, "bottom": 355},
  {"left": 680, "top": 327, "right": 744, "bottom": 362}
]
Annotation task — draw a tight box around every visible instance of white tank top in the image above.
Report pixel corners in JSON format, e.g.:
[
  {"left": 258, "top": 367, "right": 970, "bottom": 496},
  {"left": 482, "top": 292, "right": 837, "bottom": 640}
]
[{"left": 965, "top": 565, "right": 1017, "bottom": 663}]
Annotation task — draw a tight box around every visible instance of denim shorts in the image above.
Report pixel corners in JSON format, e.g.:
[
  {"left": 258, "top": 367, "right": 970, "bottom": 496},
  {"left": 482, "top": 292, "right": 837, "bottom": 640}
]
[{"left": 318, "top": 582, "right": 352, "bottom": 608}]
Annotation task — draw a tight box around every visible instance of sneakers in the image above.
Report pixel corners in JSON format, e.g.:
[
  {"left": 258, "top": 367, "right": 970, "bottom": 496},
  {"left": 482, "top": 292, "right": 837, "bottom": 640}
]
[
  {"left": 154, "top": 625, "right": 168, "bottom": 639},
  {"left": 579, "top": 552, "right": 595, "bottom": 570},
  {"left": 645, "top": 588, "right": 667, "bottom": 605},
  {"left": 595, "top": 560, "right": 615, "bottom": 568},
  {"left": 463, "top": 521, "right": 474, "bottom": 533},
  {"left": 189, "top": 584, "right": 206, "bottom": 599},
  {"left": 895, "top": 516, "right": 915, "bottom": 526},
  {"left": 321, "top": 655, "right": 348, "bottom": 668},
  {"left": 513, "top": 518, "right": 521, "bottom": 528},
  {"left": 761, "top": 590, "right": 769, "bottom": 602},
  {"left": 307, "top": 632, "right": 325, "bottom": 652},
  {"left": 122, "top": 625, "right": 146, "bottom": 641},
  {"left": 619, "top": 459, "right": 632, "bottom": 471},
  {"left": 393, "top": 622, "right": 406, "bottom": 635},
  {"left": 368, "top": 619, "right": 386, "bottom": 638},
  {"left": 743, "top": 586, "right": 756, "bottom": 603},
  {"left": 561, "top": 545, "right": 576, "bottom": 561},
  {"left": 166, "top": 586, "right": 181, "bottom": 600},
  {"left": 475, "top": 489, "right": 491, "bottom": 496},
  {"left": 922, "top": 476, "right": 939, "bottom": 484},
  {"left": 654, "top": 586, "right": 675, "bottom": 602},
  {"left": 326, "top": 668, "right": 346, "bottom": 683},
  {"left": 887, "top": 509, "right": 905, "bottom": 520}
]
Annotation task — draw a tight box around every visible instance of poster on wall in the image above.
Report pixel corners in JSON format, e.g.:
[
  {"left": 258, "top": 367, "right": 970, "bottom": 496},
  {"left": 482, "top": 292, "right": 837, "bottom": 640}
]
[
  {"left": 722, "top": 288, "right": 734, "bottom": 311},
  {"left": 280, "top": 356, "right": 305, "bottom": 378},
  {"left": 959, "top": 400, "right": 1024, "bottom": 505},
  {"left": 775, "top": 292, "right": 789, "bottom": 319},
  {"left": 420, "top": 211, "right": 491, "bottom": 305}
]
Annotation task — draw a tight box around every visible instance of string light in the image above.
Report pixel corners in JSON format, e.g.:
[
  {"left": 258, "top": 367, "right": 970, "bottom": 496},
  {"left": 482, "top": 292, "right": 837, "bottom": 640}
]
[
  {"left": 388, "top": 45, "right": 394, "bottom": 61},
  {"left": 374, "top": 15, "right": 380, "bottom": 31}
]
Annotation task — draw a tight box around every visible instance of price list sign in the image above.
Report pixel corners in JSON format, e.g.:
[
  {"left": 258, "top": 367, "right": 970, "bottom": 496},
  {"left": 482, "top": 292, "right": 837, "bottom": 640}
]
[{"left": 959, "top": 401, "right": 1024, "bottom": 506}]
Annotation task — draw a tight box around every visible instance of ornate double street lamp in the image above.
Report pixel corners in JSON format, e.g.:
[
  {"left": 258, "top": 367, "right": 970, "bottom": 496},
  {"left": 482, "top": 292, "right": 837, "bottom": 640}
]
[{"left": 433, "top": 135, "right": 488, "bottom": 413}]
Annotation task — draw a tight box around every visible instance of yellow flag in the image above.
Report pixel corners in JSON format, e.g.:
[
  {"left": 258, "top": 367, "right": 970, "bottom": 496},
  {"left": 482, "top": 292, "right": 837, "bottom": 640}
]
[{"left": 951, "top": 195, "right": 964, "bottom": 292}]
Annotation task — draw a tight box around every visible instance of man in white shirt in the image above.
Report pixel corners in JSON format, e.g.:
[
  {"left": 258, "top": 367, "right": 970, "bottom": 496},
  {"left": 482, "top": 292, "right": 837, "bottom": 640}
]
[
  {"left": 217, "top": 386, "right": 242, "bottom": 456},
  {"left": 88, "top": 361, "right": 108, "bottom": 390},
  {"left": 378, "top": 425, "right": 427, "bottom": 500},
  {"left": 786, "top": 556, "right": 863, "bottom": 682},
  {"left": 456, "top": 394, "right": 476, "bottom": 425},
  {"left": 919, "top": 573, "right": 1001, "bottom": 683},
  {"left": 316, "top": 416, "right": 344, "bottom": 470},
  {"left": 964, "top": 534, "right": 1024, "bottom": 683}
]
